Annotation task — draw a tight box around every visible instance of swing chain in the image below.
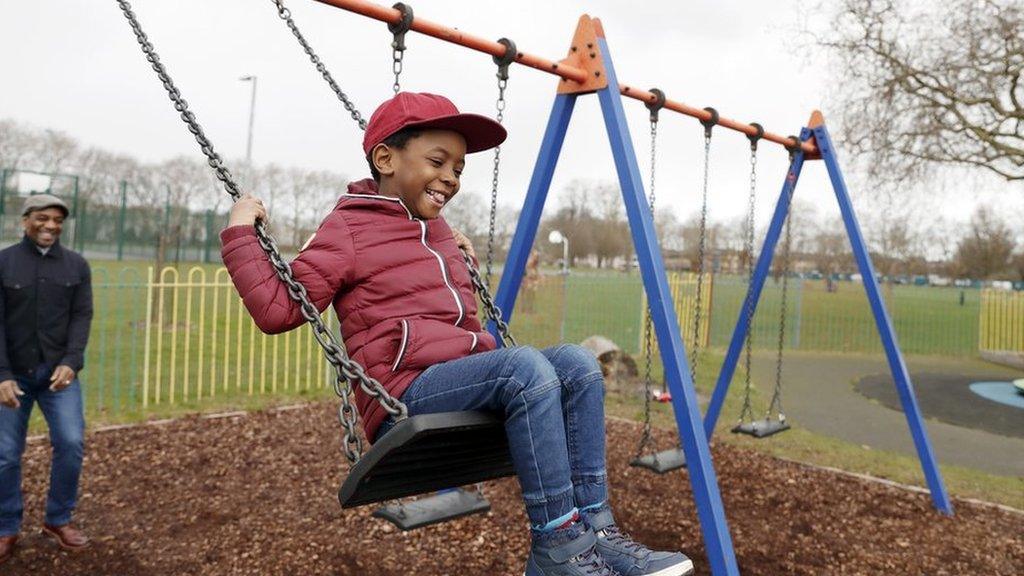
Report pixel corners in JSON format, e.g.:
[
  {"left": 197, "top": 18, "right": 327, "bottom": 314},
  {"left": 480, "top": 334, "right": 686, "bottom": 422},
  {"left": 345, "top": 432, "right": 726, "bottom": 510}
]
[
  {"left": 737, "top": 123, "right": 764, "bottom": 424},
  {"left": 388, "top": 2, "right": 414, "bottom": 94},
  {"left": 768, "top": 136, "right": 802, "bottom": 421},
  {"left": 770, "top": 192, "right": 792, "bottom": 421},
  {"left": 116, "top": 0, "right": 409, "bottom": 466},
  {"left": 272, "top": 0, "right": 367, "bottom": 130},
  {"left": 691, "top": 108, "right": 717, "bottom": 383},
  {"left": 486, "top": 38, "right": 516, "bottom": 290},
  {"left": 635, "top": 88, "right": 665, "bottom": 462},
  {"left": 463, "top": 252, "right": 517, "bottom": 347}
]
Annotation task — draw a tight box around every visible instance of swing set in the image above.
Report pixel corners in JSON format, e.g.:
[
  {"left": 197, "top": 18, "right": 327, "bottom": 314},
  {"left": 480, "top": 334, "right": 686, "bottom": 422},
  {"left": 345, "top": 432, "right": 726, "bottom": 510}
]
[{"left": 115, "top": 1, "right": 954, "bottom": 574}]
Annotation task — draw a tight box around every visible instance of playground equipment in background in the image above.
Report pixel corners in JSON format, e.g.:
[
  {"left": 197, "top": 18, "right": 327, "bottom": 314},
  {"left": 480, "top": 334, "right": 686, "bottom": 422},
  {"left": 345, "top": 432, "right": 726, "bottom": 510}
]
[{"left": 116, "top": 1, "right": 954, "bottom": 574}]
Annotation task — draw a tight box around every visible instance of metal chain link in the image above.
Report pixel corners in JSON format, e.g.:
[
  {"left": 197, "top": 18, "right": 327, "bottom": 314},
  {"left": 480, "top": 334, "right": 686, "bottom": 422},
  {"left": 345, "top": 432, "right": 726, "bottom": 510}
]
[
  {"left": 691, "top": 133, "right": 712, "bottom": 386},
  {"left": 485, "top": 72, "right": 509, "bottom": 290},
  {"left": 768, "top": 178, "right": 794, "bottom": 422},
  {"left": 463, "top": 252, "right": 517, "bottom": 347},
  {"left": 392, "top": 48, "right": 404, "bottom": 94},
  {"left": 635, "top": 118, "right": 658, "bottom": 462},
  {"left": 388, "top": 2, "right": 414, "bottom": 94},
  {"left": 271, "top": 0, "right": 367, "bottom": 130},
  {"left": 738, "top": 144, "right": 758, "bottom": 424},
  {"left": 116, "top": 0, "right": 408, "bottom": 465}
]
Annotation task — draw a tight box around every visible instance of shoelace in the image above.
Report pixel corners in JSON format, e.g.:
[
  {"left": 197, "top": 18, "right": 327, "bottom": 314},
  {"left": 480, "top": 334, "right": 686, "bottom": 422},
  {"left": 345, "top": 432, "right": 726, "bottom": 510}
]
[
  {"left": 599, "top": 525, "right": 649, "bottom": 555},
  {"left": 570, "top": 545, "right": 618, "bottom": 575}
]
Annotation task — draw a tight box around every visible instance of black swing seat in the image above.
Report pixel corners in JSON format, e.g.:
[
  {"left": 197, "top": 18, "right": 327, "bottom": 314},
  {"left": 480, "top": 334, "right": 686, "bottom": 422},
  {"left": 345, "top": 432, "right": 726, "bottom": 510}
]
[
  {"left": 338, "top": 411, "right": 514, "bottom": 508},
  {"left": 731, "top": 419, "right": 790, "bottom": 439},
  {"left": 630, "top": 447, "right": 687, "bottom": 474}
]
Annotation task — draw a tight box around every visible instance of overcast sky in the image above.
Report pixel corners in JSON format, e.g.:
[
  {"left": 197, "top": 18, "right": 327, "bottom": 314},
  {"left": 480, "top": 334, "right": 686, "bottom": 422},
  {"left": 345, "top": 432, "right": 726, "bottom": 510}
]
[{"left": 2, "top": 0, "right": 1020, "bottom": 236}]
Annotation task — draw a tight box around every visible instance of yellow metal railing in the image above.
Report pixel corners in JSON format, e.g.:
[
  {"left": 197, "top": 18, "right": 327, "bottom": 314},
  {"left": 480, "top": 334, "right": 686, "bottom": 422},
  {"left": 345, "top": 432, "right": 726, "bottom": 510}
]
[
  {"left": 639, "top": 271, "right": 714, "bottom": 357},
  {"left": 141, "top": 266, "right": 337, "bottom": 407},
  {"left": 979, "top": 289, "right": 1024, "bottom": 353}
]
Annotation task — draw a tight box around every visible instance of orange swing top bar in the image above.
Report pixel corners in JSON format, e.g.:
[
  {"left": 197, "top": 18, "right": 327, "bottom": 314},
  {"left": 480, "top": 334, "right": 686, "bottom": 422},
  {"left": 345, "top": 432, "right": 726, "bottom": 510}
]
[{"left": 312, "top": 0, "right": 820, "bottom": 155}]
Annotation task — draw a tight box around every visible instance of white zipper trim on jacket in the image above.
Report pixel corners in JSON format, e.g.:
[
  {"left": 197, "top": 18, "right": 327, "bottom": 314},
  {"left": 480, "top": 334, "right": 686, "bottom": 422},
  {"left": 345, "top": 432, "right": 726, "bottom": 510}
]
[
  {"left": 469, "top": 332, "right": 478, "bottom": 353},
  {"left": 392, "top": 319, "right": 410, "bottom": 372},
  {"left": 417, "top": 220, "right": 465, "bottom": 326}
]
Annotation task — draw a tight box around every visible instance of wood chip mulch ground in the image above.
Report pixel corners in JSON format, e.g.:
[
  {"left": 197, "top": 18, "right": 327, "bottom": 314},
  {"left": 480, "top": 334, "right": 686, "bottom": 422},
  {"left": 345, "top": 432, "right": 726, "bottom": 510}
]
[{"left": 5, "top": 403, "right": 1023, "bottom": 575}]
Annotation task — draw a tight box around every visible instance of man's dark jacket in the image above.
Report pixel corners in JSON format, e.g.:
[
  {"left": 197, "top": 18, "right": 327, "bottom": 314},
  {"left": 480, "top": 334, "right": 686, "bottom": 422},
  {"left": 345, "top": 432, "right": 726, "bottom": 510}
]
[{"left": 0, "top": 236, "right": 93, "bottom": 382}]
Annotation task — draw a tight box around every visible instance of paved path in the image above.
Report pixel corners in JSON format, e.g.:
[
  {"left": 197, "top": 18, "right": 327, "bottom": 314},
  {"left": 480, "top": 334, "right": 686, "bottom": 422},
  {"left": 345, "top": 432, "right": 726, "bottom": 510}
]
[{"left": 745, "top": 351, "right": 1024, "bottom": 477}]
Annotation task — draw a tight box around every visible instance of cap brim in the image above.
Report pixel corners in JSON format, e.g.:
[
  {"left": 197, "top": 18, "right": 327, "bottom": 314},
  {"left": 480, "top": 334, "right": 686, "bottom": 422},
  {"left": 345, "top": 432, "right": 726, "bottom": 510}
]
[
  {"left": 405, "top": 113, "right": 507, "bottom": 154},
  {"left": 23, "top": 204, "right": 69, "bottom": 217}
]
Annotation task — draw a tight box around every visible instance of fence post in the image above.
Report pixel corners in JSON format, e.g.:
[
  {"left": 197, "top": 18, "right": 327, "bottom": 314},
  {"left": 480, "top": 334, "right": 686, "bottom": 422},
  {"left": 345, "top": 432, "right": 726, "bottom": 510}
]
[
  {"left": 204, "top": 210, "right": 214, "bottom": 263},
  {"left": 76, "top": 199, "right": 86, "bottom": 252},
  {"left": 142, "top": 266, "right": 154, "bottom": 409},
  {"left": 117, "top": 181, "right": 127, "bottom": 261},
  {"left": 792, "top": 277, "right": 803, "bottom": 349},
  {"left": 72, "top": 175, "right": 81, "bottom": 250},
  {"left": 0, "top": 168, "right": 6, "bottom": 243}
]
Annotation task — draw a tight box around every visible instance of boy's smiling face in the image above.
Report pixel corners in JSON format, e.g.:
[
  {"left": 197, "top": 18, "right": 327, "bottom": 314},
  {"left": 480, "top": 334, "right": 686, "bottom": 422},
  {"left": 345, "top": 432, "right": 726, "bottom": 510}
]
[{"left": 374, "top": 129, "right": 467, "bottom": 220}]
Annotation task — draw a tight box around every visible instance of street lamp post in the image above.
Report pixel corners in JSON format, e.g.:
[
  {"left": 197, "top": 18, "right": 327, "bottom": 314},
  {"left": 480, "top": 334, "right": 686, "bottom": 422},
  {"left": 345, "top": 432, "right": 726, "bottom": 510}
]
[
  {"left": 549, "top": 230, "right": 570, "bottom": 342},
  {"left": 239, "top": 75, "right": 258, "bottom": 166}
]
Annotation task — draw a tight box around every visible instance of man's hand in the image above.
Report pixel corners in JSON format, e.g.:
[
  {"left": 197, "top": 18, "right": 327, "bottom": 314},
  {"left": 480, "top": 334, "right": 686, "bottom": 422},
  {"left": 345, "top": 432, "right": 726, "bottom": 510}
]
[
  {"left": 452, "top": 228, "right": 476, "bottom": 261},
  {"left": 49, "top": 365, "right": 76, "bottom": 392},
  {"left": 0, "top": 380, "right": 23, "bottom": 408},
  {"left": 227, "top": 194, "right": 269, "bottom": 228}
]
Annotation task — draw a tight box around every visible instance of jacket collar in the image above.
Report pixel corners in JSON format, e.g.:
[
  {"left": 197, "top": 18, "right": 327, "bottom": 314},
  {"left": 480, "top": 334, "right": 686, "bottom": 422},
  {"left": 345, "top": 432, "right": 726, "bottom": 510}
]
[
  {"left": 338, "top": 178, "right": 414, "bottom": 219},
  {"left": 20, "top": 234, "right": 63, "bottom": 258}
]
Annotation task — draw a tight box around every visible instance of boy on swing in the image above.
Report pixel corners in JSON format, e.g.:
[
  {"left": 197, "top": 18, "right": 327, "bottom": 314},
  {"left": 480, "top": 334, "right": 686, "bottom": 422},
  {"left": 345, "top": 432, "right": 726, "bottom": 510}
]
[{"left": 220, "top": 92, "right": 694, "bottom": 576}]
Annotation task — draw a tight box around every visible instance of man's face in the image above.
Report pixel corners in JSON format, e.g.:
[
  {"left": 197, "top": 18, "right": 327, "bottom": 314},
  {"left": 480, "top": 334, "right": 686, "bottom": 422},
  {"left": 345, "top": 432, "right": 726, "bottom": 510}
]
[
  {"left": 383, "top": 129, "right": 467, "bottom": 220},
  {"left": 22, "top": 207, "right": 66, "bottom": 248}
]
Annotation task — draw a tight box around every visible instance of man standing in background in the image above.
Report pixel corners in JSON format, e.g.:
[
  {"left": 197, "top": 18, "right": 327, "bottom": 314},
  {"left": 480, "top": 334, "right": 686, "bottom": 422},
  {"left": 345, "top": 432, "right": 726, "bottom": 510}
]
[{"left": 0, "top": 194, "right": 93, "bottom": 564}]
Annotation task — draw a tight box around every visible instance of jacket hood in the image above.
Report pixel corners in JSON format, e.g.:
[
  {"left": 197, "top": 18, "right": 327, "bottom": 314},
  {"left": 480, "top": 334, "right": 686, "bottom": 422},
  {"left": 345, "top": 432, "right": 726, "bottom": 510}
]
[{"left": 346, "top": 178, "right": 380, "bottom": 197}]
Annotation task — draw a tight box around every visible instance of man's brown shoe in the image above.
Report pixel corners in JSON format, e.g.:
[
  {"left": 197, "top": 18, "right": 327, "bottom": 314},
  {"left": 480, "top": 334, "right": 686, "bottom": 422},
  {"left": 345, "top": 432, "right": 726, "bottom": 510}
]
[
  {"left": 0, "top": 535, "right": 17, "bottom": 564},
  {"left": 42, "top": 523, "right": 90, "bottom": 551}
]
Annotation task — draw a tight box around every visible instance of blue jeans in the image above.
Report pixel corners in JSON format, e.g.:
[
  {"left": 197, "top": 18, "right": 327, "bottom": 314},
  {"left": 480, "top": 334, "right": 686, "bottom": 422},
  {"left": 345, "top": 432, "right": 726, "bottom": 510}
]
[
  {"left": 0, "top": 364, "right": 85, "bottom": 536},
  {"left": 377, "top": 344, "right": 608, "bottom": 528}
]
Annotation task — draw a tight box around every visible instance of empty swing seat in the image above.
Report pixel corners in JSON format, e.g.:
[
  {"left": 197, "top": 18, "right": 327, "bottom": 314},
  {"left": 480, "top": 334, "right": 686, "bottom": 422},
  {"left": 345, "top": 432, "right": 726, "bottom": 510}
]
[
  {"left": 630, "top": 447, "right": 687, "bottom": 474},
  {"left": 731, "top": 419, "right": 790, "bottom": 439},
  {"left": 372, "top": 488, "right": 492, "bottom": 531},
  {"left": 338, "top": 411, "right": 515, "bottom": 508}
]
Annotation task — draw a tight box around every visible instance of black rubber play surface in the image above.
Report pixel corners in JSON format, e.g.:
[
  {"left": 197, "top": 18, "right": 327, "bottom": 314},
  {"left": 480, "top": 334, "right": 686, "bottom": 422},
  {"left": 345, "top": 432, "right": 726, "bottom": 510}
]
[{"left": 855, "top": 373, "right": 1024, "bottom": 439}]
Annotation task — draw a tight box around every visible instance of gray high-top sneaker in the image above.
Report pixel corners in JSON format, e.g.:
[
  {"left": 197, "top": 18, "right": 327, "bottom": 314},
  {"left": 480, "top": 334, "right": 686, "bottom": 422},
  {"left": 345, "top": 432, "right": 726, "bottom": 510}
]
[
  {"left": 582, "top": 505, "right": 694, "bottom": 576},
  {"left": 525, "top": 522, "right": 622, "bottom": 576}
]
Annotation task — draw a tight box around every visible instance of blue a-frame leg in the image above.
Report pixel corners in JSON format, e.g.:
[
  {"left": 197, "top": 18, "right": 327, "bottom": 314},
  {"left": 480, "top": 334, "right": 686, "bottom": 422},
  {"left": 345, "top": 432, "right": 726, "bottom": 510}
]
[
  {"left": 493, "top": 39, "right": 741, "bottom": 576},
  {"left": 702, "top": 124, "right": 954, "bottom": 516}
]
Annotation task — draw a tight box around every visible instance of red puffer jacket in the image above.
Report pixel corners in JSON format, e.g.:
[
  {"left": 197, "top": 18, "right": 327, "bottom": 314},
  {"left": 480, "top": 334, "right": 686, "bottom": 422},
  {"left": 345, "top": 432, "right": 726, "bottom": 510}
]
[{"left": 220, "top": 178, "right": 497, "bottom": 441}]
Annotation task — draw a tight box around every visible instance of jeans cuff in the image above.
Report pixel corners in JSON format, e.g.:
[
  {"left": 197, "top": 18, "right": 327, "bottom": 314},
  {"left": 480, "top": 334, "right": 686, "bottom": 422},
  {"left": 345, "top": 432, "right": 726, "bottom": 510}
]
[
  {"left": 524, "top": 486, "right": 575, "bottom": 528},
  {"left": 44, "top": 512, "right": 72, "bottom": 527},
  {"left": 573, "top": 474, "right": 608, "bottom": 512},
  {"left": 0, "top": 519, "right": 21, "bottom": 537}
]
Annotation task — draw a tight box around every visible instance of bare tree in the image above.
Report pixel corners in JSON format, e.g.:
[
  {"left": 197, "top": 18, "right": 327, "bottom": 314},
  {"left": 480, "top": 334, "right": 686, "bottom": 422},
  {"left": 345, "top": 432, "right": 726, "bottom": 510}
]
[
  {"left": 0, "top": 119, "right": 34, "bottom": 173},
  {"left": 810, "top": 217, "right": 854, "bottom": 276},
  {"left": 955, "top": 206, "right": 1016, "bottom": 279},
  {"left": 33, "top": 129, "right": 79, "bottom": 175},
  {"left": 590, "top": 183, "right": 630, "bottom": 268},
  {"left": 442, "top": 188, "right": 488, "bottom": 242},
  {"left": 1011, "top": 250, "right": 1024, "bottom": 281},
  {"left": 811, "top": 0, "right": 1024, "bottom": 185}
]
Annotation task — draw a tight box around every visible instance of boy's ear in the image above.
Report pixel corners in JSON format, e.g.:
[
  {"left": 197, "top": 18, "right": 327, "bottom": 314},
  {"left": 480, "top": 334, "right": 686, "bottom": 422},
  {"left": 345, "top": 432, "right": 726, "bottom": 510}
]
[{"left": 372, "top": 144, "right": 396, "bottom": 178}]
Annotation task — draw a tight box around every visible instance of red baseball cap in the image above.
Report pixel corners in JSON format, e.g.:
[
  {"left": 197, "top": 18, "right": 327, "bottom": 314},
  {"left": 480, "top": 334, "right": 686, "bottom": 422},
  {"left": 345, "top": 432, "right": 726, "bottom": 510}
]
[{"left": 362, "top": 92, "right": 507, "bottom": 156}]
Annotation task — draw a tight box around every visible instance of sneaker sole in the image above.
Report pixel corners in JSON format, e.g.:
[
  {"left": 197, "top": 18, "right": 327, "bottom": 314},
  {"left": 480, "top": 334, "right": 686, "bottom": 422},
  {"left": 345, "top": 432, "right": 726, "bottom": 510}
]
[{"left": 644, "top": 559, "right": 695, "bottom": 576}]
